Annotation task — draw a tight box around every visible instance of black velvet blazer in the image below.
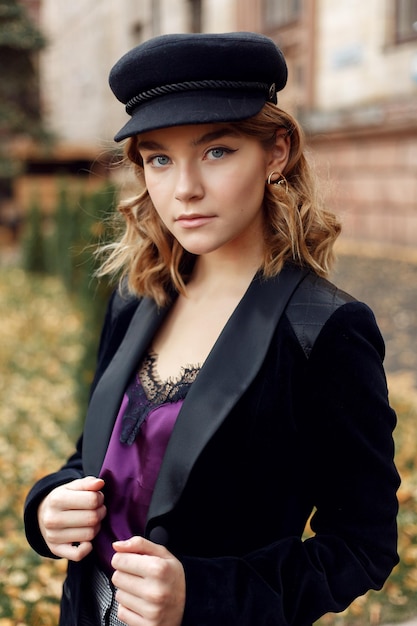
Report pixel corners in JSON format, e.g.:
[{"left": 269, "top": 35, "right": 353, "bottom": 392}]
[{"left": 24, "top": 268, "right": 400, "bottom": 626}]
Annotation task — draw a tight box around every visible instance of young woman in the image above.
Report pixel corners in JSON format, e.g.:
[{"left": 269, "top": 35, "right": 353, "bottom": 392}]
[{"left": 24, "top": 32, "right": 399, "bottom": 626}]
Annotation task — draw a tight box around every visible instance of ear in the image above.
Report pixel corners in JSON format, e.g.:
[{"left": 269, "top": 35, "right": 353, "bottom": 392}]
[{"left": 265, "top": 131, "right": 290, "bottom": 179}]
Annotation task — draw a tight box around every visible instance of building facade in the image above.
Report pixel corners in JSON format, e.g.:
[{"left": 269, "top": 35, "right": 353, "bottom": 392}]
[
  {"left": 38, "top": 0, "right": 236, "bottom": 150},
  {"left": 237, "top": 0, "right": 417, "bottom": 247},
  {"left": 17, "top": 0, "right": 417, "bottom": 247}
]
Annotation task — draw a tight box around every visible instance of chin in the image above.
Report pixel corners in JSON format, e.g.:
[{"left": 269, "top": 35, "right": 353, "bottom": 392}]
[{"left": 177, "top": 240, "right": 220, "bottom": 256}]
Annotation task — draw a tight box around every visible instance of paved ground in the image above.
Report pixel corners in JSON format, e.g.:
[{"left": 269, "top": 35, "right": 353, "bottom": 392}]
[
  {"left": 332, "top": 244, "right": 417, "bottom": 626},
  {"left": 2, "top": 241, "right": 417, "bottom": 395},
  {"left": 331, "top": 244, "right": 417, "bottom": 400}
]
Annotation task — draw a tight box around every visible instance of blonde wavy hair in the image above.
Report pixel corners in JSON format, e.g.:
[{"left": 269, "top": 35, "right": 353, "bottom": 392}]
[{"left": 97, "top": 103, "right": 341, "bottom": 306}]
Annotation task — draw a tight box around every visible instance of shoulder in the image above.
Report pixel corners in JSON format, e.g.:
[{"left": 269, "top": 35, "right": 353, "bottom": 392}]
[
  {"left": 107, "top": 282, "right": 142, "bottom": 326},
  {"left": 99, "top": 284, "right": 142, "bottom": 351},
  {"left": 91, "top": 285, "right": 141, "bottom": 393},
  {"left": 285, "top": 271, "right": 359, "bottom": 358}
]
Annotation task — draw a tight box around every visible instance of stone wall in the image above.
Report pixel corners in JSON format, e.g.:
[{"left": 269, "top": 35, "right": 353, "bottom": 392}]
[{"left": 310, "top": 127, "right": 417, "bottom": 247}]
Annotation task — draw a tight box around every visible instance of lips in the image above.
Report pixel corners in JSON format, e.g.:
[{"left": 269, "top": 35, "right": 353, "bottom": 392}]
[{"left": 175, "top": 214, "right": 215, "bottom": 228}]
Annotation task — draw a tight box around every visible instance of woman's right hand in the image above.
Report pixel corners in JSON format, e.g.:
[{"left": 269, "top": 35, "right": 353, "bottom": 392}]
[{"left": 38, "top": 476, "right": 106, "bottom": 561}]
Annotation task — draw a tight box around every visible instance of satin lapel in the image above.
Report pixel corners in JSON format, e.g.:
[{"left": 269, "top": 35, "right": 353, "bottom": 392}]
[
  {"left": 82, "top": 297, "right": 170, "bottom": 476},
  {"left": 148, "top": 264, "right": 308, "bottom": 522}
]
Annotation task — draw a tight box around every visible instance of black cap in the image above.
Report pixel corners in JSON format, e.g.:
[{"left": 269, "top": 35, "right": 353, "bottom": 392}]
[{"left": 109, "top": 32, "right": 288, "bottom": 142}]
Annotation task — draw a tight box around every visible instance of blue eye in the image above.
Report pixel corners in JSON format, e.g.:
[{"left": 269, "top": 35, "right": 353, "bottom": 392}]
[
  {"left": 206, "top": 147, "right": 237, "bottom": 160},
  {"left": 208, "top": 148, "right": 226, "bottom": 159},
  {"left": 150, "top": 155, "right": 170, "bottom": 167}
]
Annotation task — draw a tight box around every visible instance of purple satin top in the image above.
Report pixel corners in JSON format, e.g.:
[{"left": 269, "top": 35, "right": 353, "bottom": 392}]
[{"left": 93, "top": 383, "right": 183, "bottom": 575}]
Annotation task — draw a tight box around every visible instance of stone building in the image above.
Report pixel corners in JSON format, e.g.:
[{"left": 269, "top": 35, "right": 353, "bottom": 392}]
[
  {"left": 237, "top": 0, "right": 417, "bottom": 247},
  {"left": 17, "top": 0, "right": 417, "bottom": 246}
]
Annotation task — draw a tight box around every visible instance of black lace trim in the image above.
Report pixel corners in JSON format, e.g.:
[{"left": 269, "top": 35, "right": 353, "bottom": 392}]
[
  {"left": 120, "top": 351, "right": 200, "bottom": 445},
  {"left": 140, "top": 351, "right": 200, "bottom": 403}
]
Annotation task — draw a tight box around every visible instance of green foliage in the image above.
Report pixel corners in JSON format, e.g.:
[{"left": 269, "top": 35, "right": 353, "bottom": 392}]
[
  {"left": 0, "top": 0, "right": 44, "bottom": 113},
  {"left": 22, "top": 180, "right": 117, "bottom": 417},
  {"left": 0, "top": 0, "right": 46, "bottom": 50},
  {"left": 0, "top": 148, "right": 23, "bottom": 178},
  {"left": 0, "top": 0, "right": 49, "bottom": 180},
  {"left": 21, "top": 193, "right": 47, "bottom": 273},
  {"left": 70, "top": 184, "right": 118, "bottom": 414},
  {"left": 52, "top": 184, "right": 77, "bottom": 290},
  {"left": 0, "top": 267, "right": 81, "bottom": 622}
]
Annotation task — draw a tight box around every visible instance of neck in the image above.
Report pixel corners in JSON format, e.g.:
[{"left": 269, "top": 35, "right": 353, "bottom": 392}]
[{"left": 188, "top": 245, "right": 263, "bottom": 297}]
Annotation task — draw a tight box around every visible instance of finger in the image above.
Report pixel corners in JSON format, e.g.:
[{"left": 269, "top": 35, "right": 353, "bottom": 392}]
[
  {"left": 65, "top": 477, "right": 105, "bottom": 506},
  {"left": 66, "top": 476, "right": 105, "bottom": 492},
  {"left": 116, "top": 600, "right": 144, "bottom": 626},
  {"left": 43, "top": 502, "right": 107, "bottom": 535},
  {"left": 113, "top": 535, "right": 168, "bottom": 558},
  {"left": 50, "top": 483, "right": 105, "bottom": 512},
  {"left": 55, "top": 502, "right": 106, "bottom": 524},
  {"left": 49, "top": 540, "right": 93, "bottom": 562},
  {"left": 112, "top": 567, "right": 145, "bottom": 597},
  {"left": 44, "top": 519, "right": 103, "bottom": 545},
  {"left": 111, "top": 550, "right": 172, "bottom": 586},
  {"left": 113, "top": 563, "right": 185, "bottom": 626},
  {"left": 112, "top": 537, "right": 168, "bottom": 577}
]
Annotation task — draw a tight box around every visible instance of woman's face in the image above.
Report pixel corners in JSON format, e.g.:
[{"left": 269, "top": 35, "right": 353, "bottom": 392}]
[{"left": 137, "top": 123, "right": 287, "bottom": 259}]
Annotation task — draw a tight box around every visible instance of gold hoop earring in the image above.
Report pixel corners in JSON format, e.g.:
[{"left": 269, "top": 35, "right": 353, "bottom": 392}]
[
  {"left": 267, "top": 171, "right": 279, "bottom": 185},
  {"left": 267, "top": 171, "right": 288, "bottom": 193}
]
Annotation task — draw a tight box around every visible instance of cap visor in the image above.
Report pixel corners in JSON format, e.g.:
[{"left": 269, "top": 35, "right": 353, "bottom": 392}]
[{"left": 114, "top": 90, "right": 266, "bottom": 141}]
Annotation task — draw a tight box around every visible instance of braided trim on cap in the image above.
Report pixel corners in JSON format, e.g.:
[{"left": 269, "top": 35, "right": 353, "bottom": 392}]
[{"left": 125, "top": 80, "right": 275, "bottom": 114}]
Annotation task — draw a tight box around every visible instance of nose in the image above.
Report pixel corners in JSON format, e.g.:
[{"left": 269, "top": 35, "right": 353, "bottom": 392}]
[{"left": 174, "top": 163, "right": 204, "bottom": 202}]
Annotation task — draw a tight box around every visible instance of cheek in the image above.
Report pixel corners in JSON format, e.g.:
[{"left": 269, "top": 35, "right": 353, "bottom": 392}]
[
  {"left": 143, "top": 187, "right": 173, "bottom": 234},
  {"left": 224, "top": 166, "right": 266, "bottom": 210},
  {"left": 144, "top": 176, "right": 167, "bottom": 214}
]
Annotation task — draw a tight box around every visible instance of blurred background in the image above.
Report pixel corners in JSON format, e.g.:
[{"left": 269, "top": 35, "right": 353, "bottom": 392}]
[
  {"left": 0, "top": 0, "right": 417, "bottom": 624},
  {"left": 2, "top": 0, "right": 417, "bottom": 249}
]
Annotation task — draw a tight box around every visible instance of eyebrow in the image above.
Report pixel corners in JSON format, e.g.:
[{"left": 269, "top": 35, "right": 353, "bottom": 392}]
[
  {"left": 192, "top": 128, "right": 241, "bottom": 146},
  {"left": 137, "top": 127, "right": 241, "bottom": 152},
  {"left": 136, "top": 139, "right": 165, "bottom": 152}
]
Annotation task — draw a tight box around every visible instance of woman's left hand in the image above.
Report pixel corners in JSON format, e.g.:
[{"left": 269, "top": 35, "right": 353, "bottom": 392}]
[{"left": 111, "top": 536, "right": 186, "bottom": 626}]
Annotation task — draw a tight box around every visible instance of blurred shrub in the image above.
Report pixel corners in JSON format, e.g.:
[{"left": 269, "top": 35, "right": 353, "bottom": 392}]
[
  {"left": 22, "top": 180, "right": 118, "bottom": 419},
  {"left": 52, "top": 184, "right": 77, "bottom": 289},
  {"left": 21, "top": 194, "right": 47, "bottom": 274},
  {"left": 70, "top": 184, "right": 118, "bottom": 415}
]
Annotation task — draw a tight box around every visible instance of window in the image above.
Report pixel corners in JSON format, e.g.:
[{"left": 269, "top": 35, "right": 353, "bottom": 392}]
[
  {"left": 131, "top": 21, "right": 143, "bottom": 47},
  {"left": 264, "top": 0, "right": 302, "bottom": 28},
  {"left": 189, "top": 0, "right": 202, "bottom": 33},
  {"left": 151, "top": 0, "right": 161, "bottom": 36},
  {"left": 395, "top": 0, "right": 417, "bottom": 42}
]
